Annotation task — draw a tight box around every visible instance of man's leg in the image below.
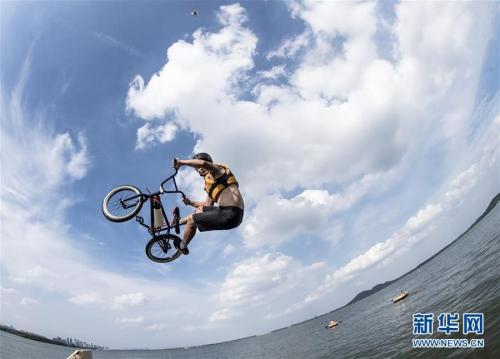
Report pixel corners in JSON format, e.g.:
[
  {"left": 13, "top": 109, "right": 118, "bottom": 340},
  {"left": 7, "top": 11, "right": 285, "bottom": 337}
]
[
  {"left": 177, "top": 207, "right": 202, "bottom": 254},
  {"left": 180, "top": 214, "right": 197, "bottom": 246}
]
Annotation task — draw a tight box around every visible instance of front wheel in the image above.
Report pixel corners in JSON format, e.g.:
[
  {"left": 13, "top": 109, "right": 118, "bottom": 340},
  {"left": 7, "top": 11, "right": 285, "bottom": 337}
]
[
  {"left": 146, "top": 234, "right": 182, "bottom": 263},
  {"left": 102, "top": 185, "right": 143, "bottom": 222}
]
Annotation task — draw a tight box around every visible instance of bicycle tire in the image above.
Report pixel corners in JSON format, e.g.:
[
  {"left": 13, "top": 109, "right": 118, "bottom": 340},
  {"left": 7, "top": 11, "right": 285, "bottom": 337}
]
[
  {"left": 102, "top": 185, "right": 143, "bottom": 222},
  {"left": 145, "top": 234, "right": 182, "bottom": 263}
]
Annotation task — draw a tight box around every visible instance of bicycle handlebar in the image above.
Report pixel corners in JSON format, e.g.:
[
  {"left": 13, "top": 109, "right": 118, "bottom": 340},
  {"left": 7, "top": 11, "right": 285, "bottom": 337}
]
[{"left": 160, "top": 166, "right": 186, "bottom": 198}]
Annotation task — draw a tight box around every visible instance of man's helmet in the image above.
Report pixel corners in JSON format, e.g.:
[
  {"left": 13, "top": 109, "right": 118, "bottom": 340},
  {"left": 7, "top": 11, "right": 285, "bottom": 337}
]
[{"left": 193, "top": 152, "right": 213, "bottom": 163}]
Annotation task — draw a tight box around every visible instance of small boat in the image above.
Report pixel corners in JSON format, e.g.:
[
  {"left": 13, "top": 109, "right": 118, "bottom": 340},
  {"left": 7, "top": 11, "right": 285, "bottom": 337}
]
[
  {"left": 325, "top": 320, "right": 340, "bottom": 329},
  {"left": 392, "top": 291, "right": 409, "bottom": 303}
]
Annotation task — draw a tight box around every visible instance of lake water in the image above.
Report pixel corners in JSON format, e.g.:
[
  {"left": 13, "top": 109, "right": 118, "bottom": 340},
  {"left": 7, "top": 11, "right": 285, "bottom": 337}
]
[{"left": 2, "top": 205, "right": 499, "bottom": 359}]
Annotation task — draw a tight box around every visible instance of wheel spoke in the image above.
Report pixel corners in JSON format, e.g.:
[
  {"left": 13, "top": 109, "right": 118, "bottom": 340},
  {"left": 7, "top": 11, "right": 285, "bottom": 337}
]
[
  {"left": 146, "top": 235, "right": 181, "bottom": 263},
  {"left": 104, "top": 188, "right": 141, "bottom": 220}
]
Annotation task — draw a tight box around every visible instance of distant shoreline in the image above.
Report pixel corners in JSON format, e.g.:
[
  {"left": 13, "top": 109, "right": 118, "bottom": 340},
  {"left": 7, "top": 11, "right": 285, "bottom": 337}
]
[{"left": 0, "top": 324, "right": 107, "bottom": 350}]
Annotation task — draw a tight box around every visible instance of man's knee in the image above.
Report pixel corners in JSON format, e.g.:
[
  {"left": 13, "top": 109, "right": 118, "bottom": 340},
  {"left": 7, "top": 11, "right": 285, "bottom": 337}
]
[{"left": 181, "top": 213, "right": 195, "bottom": 225}]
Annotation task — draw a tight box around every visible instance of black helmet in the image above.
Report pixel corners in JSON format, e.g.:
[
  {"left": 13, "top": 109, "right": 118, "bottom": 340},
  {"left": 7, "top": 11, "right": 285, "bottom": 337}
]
[{"left": 193, "top": 152, "right": 213, "bottom": 163}]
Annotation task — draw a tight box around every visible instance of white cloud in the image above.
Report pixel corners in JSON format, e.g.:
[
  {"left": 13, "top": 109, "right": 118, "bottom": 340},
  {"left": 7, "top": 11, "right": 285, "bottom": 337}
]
[
  {"left": 257, "top": 65, "right": 287, "bottom": 80},
  {"left": 126, "top": 3, "right": 257, "bottom": 121},
  {"left": 406, "top": 204, "right": 443, "bottom": 232},
  {"left": 136, "top": 122, "right": 177, "bottom": 149},
  {"left": 116, "top": 316, "right": 144, "bottom": 324},
  {"left": 209, "top": 308, "right": 240, "bottom": 322},
  {"left": 0, "top": 287, "right": 17, "bottom": 306},
  {"left": 12, "top": 266, "right": 69, "bottom": 286},
  {"left": 394, "top": 1, "right": 494, "bottom": 139},
  {"left": 94, "top": 32, "right": 143, "bottom": 57},
  {"left": 443, "top": 115, "right": 499, "bottom": 208},
  {"left": 112, "top": 292, "right": 147, "bottom": 310},
  {"left": 302, "top": 125, "right": 499, "bottom": 306},
  {"left": 303, "top": 202, "right": 445, "bottom": 304},
  {"left": 125, "top": 2, "right": 494, "bottom": 205},
  {"left": 209, "top": 253, "right": 294, "bottom": 322},
  {"left": 266, "top": 31, "right": 310, "bottom": 60},
  {"left": 445, "top": 164, "right": 480, "bottom": 205},
  {"left": 243, "top": 172, "right": 392, "bottom": 249},
  {"left": 145, "top": 323, "right": 168, "bottom": 332},
  {"left": 209, "top": 253, "right": 327, "bottom": 323},
  {"left": 20, "top": 297, "right": 38, "bottom": 306},
  {"left": 1, "top": 48, "right": 91, "bottom": 205},
  {"left": 66, "top": 133, "right": 91, "bottom": 179},
  {"left": 222, "top": 244, "right": 236, "bottom": 257},
  {"left": 69, "top": 293, "right": 103, "bottom": 306},
  {"left": 1, "top": 287, "right": 16, "bottom": 294}
]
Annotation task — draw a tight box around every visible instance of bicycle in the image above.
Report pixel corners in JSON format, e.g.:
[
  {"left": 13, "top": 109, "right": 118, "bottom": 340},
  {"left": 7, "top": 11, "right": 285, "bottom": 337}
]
[{"left": 102, "top": 164, "right": 186, "bottom": 263}]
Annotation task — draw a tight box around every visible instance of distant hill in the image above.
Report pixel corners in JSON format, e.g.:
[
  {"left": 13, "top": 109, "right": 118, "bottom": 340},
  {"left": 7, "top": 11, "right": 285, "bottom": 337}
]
[
  {"left": 346, "top": 280, "right": 396, "bottom": 306},
  {"left": 345, "top": 192, "right": 500, "bottom": 307},
  {"left": 467, "top": 192, "right": 500, "bottom": 230}
]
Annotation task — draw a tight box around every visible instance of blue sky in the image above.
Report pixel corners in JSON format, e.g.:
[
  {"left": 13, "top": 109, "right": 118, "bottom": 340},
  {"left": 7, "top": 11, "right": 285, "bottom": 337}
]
[{"left": 1, "top": 0, "right": 499, "bottom": 349}]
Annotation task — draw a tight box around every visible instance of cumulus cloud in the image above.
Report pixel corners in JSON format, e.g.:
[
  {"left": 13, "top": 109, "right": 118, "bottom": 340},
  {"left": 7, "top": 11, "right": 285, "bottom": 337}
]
[
  {"left": 243, "top": 172, "right": 393, "bottom": 248},
  {"left": 209, "top": 308, "right": 240, "bottom": 322},
  {"left": 67, "top": 134, "right": 91, "bottom": 179},
  {"left": 145, "top": 323, "right": 168, "bottom": 332},
  {"left": 261, "top": 207, "right": 432, "bottom": 309},
  {"left": 406, "top": 204, "right": 443, "bottom": 232},
  {"left": 126, "top": 4, "right": 256, "bottom": 121},
  {"left": 136, "top": 122, "right": 177, "bottom": 150},
  {"left": 266, "top": 31, "right": 310, "bottom": 60},
  {"left": 116, "top": 316, "right": 144, "bottom": 324},
  {"left": 69, "top": 293, "right": 103, "bottom": 306},
  {"left": 112, "top": 292, "right": 147, "bottom": 309},
  {"left": 222, "top": 244, "right": 237, "bottom": 257},
  {"left": 1, "top": 287, "right": 16, "bottom": 294},
  {"left": 209, "top": 252, "right": 327, "bottom": 323},
  {"left": 20, "top": 297, "right": 39, "bottom": 306},
  {"left": 257, "top": 65, "right": 287, "bottom": 80},
  {"left": 125, "top": 1, "right": 493, "bottom": 206}
]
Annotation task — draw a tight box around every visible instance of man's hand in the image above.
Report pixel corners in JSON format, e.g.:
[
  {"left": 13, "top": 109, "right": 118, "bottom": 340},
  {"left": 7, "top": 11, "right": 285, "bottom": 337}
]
[
  {"left": 182, "top": 197, "right": 192, "bottom": 206},
  {"left": 173, "top": 157, "right": 182, "bottom": 170}
]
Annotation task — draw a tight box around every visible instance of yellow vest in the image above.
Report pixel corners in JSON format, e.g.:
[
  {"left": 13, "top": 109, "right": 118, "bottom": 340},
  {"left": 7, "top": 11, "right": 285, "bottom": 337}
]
[{"left": 204, "top": 164, "right": 238, "bottom": 201}]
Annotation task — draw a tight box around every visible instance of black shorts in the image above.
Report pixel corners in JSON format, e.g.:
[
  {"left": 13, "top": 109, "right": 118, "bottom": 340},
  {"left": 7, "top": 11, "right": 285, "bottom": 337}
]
[{"left": 193, "top": 206, "right": 244, "bottom": 232}]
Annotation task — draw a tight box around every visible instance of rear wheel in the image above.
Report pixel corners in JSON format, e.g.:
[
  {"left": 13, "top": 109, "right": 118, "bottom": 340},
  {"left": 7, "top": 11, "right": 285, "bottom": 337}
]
[
  {"left": 146, "top": 234, "right": 182, "bottom": 263},
  {"left": 102, "top": 185, "right": 143, "bottom": 222}
]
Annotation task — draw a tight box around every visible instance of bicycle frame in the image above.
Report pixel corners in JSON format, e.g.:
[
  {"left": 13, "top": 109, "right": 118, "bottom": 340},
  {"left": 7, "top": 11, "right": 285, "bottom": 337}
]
[{"left": 130, "top": 169, "right": 186, "bottom": 236}]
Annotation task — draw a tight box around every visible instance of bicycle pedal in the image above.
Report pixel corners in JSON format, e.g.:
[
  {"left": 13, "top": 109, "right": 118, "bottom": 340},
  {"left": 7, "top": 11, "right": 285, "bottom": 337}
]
[
  {"left": 172, "top": 207, "right": 181, "bottom": 234},
  {"left": 135, "top": 216, "right": 144, "bottom": 224}
]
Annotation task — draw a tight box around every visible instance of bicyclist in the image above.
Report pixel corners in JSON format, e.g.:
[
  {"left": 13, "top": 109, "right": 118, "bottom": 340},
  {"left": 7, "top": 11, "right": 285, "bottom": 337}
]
[{"left": 172, "top": 153, "right": 244, "bottom": 255}]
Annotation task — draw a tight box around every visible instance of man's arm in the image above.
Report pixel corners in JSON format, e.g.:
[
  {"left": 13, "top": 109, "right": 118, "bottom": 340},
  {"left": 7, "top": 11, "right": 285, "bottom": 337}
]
[
  {"left": 184, "top": 195, "right": 214, "bottom": 209},
  {"left": 175, "top": 159, "right": 223, "bottom": 175}
]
